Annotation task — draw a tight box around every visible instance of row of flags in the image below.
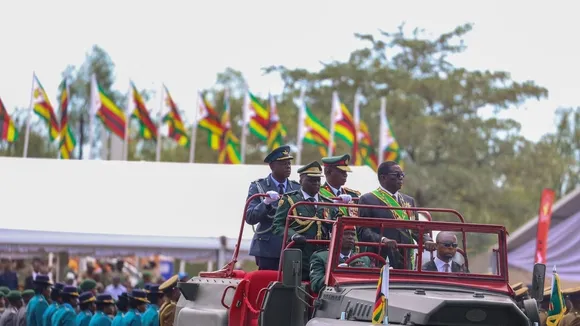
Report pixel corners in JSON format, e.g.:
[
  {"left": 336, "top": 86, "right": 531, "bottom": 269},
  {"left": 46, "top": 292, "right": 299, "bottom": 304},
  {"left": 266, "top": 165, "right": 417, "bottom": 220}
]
[{"left": 0, "top": 73, "right": 403, "bottom": 169}]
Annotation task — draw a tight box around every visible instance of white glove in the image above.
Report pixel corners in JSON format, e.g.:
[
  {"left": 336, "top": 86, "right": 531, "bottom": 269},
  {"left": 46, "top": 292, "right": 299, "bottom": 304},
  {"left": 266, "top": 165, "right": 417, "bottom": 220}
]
[
  {"left": 263, "top": 190, "right": 280, "bottom": 205},
  {"left": 338, "top": 263, "right": 348, "bottom": 267},
  {"left": 333, "top": 194, "right": 352, "bottom": 204}
]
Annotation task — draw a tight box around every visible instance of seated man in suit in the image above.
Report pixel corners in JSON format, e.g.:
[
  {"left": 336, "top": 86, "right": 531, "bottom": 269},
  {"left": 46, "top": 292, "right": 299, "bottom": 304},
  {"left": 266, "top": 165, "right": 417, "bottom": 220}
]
[
  {"left": 309, "top": 225, "right": 371, "bottom": 294},
  {"left": 357, "top": 161, "right": 436, "bottom": 270},
  {"left": 422, "top": 232, "right": 469, "bottom": 273}
]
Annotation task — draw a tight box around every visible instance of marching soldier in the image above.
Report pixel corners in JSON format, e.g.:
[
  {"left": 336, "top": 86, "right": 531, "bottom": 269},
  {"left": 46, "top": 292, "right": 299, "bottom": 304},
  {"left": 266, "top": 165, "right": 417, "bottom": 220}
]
[
  {"left": 51, "top": 286, "right": 79, "bottom": 326},
  {"left": 43, "top": 283, "right": 64, "bottom": 326},
  {"left": 272, "top": 161, "right": 341, "bottom": 280},
  {"left": 78, "top": 281, "right": 97, "bottom": 297},
  {"left": 111, "top": 293, "right": 128, "bottom": 326},
  {"left": 75, "top": 292, "right": 96, "bottom": 326},
  {"left": 309, "top": 225, "right": 370, "bottom": 294},
  {"left": 0, "top": 291, "right": 23, "bottom": 326},
  {"left": 245, "top": 145, "right": 300, "bottom": 270},
  {"left": 17, "top": 290, "right": 35, "bottom": 326},
  {"left": 158, "top": 276, "right": 179, "bottom": 326},
  {"left": 88, "top": 295, "right": 115, "bottom": 326},
  {"left": 26, "top": 275, "right": 52, "bottom": 326},
  {"left": 141, "top": 285, "right": 163, "bottom": 326},
  {"left": 123, "top": 290, "right": 148, "bottom": 326},
  {"left": 559, "top": 287, "right": 580, "bottom": 326}
]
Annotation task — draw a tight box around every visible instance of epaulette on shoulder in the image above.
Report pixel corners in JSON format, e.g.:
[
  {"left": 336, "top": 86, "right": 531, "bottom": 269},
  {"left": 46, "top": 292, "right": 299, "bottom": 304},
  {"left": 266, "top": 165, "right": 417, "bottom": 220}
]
[
  {"left": 313, "top": 248, "right": 329, "bottom": 255},
  {"left": 285, "top": 190, "right": 300, "bottom": 195},
  {"left": 290, "top": 180, "right": 300, "bottom": 185},
  {"left": 252, "top": 178, "right": 266, "bottom": 184},
  {"left": 342, "top": 186, "right": 361, "bottom": 196}
]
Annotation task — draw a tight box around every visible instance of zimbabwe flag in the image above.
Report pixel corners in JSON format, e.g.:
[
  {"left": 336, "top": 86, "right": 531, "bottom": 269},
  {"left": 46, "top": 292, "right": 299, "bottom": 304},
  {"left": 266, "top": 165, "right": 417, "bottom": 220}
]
[
  {"left": 92, "top": 78, "right": 126, "bottom": 139},
  {"left": 32, "top": 74, "right": 60, "bottom": 141},
  {"left": 247, "top": 91, "right": 269, "bottom": 141},
  {"left": 130, "top": 82, "right": 158, "bottom": 140},
  {"left": 0, "top": 97, "right": 18, "bottom": 142},
  {"left": 58, "top": 80, "right": 76, "bottom": 159},
  {"left": 162, "top": 85, "right": 190, "bottom": 147},
  {"left": 266, "top": 93, "right": 286, "bottom": 151}
]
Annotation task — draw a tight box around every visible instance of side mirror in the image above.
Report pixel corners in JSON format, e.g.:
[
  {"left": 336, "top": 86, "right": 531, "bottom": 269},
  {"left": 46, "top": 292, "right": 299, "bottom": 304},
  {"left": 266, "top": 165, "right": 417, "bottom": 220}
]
[
  {"left": 530, "top": 263, "right": 546, "bottom": 302},
  {"left": 282, "top": 249, "right": 302, "bottom": 287}
]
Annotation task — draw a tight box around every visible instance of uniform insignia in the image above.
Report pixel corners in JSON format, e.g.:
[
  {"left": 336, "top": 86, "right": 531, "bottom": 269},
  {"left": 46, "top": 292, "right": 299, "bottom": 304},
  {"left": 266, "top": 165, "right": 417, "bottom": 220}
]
[{"left": 278, "top": 198, "right": 284, "bottom": 206}]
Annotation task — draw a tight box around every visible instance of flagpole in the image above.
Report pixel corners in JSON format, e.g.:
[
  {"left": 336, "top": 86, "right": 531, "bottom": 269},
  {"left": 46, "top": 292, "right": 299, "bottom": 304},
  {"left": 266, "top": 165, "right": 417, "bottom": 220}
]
[
  {"left": 189, "top": 93, "right": 199, "bottom": 163},
  {"left": 328, "top": 91, "right": 338, "bottom": 156},
  {"left": 155, "top": 84, "right": 164, "bottom": 162},
  {"left": 377, "top": 97, "right": 387, "bottom": 165},
  {"left": 23, "top": 72, "right": 35, "bottom": 158},
  {"left": 56, "top": 81, "right": 63, "bottom": 160},
  {"left": 353, "top": 88, "right": 361, "bottom": 165},
  {"left": 240, "top": 88, "right": 249, "bottom": 163},
  {"left": 87, "top": 73, "right": 97, "bottom": 160},
  {"left": 383, "top": 258, "right": 390, "bottom": 325},
  {"left": 296, "top": 86, "right": 306, "bottom": 165},
  {"left": 123, "top": 85, "right": 131, "bottom": 161}
]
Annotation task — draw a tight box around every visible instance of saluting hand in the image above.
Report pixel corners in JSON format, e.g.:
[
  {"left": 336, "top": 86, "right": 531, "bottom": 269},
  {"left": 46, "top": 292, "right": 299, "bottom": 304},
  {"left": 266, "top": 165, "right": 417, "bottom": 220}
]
[{"left": 264, "top": 190, "right": 280, "bottom": 205}]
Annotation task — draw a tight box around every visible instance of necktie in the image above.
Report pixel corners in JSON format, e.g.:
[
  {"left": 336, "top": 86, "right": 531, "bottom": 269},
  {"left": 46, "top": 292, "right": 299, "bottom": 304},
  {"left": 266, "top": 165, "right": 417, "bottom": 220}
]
[
  {"left": 278, "top": 183, "right": 285, "bottom": 195},
  {"left": 307, "top": 197, "right": 315, "bottom": 202},
  {"left": 443, "top": 263, "right": 450, "bottom": 272}
]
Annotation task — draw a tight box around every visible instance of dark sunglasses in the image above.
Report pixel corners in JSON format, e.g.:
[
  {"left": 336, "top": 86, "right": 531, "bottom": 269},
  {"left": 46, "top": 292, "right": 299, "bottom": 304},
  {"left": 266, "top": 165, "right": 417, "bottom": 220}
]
[
  {"left": 386, "top": 172, "right": 405, "bottom": 178},
  {"left": 438, "top": 242, "right": 458, "bottom": 248}
]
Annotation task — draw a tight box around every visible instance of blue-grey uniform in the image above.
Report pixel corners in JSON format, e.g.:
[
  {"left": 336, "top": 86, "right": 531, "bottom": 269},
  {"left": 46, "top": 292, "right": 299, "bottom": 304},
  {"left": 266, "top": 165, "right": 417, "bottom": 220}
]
[
  {"left": 122, "top": 290, "right": 149, "bottom": 326},
  {"left": 75, "top": 292, "right": 95, "bottom": 326},
  {"left": 51, "top": 286, "right": 79, "bottom": 326},
  {"left": 245, "top": 145, "right": 300, "bottom": 270},
  {"left": 111, "top": 293, "right": 128, "bottom": 326},
  {"left": 43, "top": 283, "right": 65, "bottom": 326},
  {"left": 88, "top": 294, "right": 115, "bottom": 326},
  {"left": 27, "top": 275, "right": 53, "bottom": 326},
  {"left": 141, "top": 285, "right": 161, "bottom": 326}
]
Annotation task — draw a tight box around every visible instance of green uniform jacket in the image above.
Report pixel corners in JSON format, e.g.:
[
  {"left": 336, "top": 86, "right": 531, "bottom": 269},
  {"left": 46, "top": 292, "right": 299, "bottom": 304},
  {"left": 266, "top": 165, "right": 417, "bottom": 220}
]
[
  {"left": 140, "top": 305, "right": 158, "bottom": 326},
  {"left": 27, "top": 294, "right": 49, "bottom": 326},
  {"left": 43, "top": 303, "right": 59, "bottom": 326},
  {"left": 52, "top": 304, "right": 76, "bottom": 326},
  {"left": 309, "top": 250, "right": 371, "bottom": 294},
  {"left": 75, "top": 310, "right": 93, "bottom": 326},
  {"left": 89, "top": 311, "right": 112, "bottom": 326},
  {"left": 272, "top": 190, "right": 341, "bottom": 278}
]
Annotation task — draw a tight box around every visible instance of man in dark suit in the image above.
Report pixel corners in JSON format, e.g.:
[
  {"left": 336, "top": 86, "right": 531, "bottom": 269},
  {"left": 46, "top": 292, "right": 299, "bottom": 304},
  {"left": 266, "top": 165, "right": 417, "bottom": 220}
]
[
  {"left": 245, "top": 145, "right": 300, "bottom": 270},
  {"left": 422, "top": 232, "right": 469, "bottom": 273},
  {"left": 357, "top": 161, "right": 436, "bottom": 269}
]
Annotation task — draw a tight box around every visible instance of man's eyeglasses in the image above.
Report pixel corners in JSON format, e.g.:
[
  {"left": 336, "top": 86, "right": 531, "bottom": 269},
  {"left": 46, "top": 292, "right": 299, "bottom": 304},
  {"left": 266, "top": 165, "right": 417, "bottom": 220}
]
[
  {"left": 386, "top": 172, "right": 405, "bottom": 179},
  {"left": 438, "top": 242, "right": 458, "bottom": 248}
]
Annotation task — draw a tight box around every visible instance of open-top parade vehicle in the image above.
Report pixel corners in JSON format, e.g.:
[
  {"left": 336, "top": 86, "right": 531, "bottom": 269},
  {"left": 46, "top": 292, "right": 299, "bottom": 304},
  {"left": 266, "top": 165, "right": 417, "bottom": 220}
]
[{"left": 174, "top": 194, "right": 546, "bottom": 325}]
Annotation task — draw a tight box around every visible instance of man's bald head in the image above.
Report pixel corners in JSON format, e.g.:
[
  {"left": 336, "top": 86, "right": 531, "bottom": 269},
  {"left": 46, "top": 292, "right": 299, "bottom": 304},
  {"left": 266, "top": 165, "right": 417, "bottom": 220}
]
[
  {"left": 436, "top": 232, "right": 457, "bottom": 243},
  {"left": 435, "top": 231, "right": 458, "bottom": 262}
]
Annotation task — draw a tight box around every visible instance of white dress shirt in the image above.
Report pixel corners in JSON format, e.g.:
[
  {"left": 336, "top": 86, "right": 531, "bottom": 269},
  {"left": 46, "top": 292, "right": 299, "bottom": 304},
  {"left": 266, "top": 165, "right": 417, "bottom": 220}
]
[{"left": 434, "top": 256, "right": 452, "bottom": 272}]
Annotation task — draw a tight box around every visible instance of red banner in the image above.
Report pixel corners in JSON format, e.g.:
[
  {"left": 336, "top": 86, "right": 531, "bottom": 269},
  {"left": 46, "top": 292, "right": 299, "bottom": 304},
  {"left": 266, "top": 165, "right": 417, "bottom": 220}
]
[{"left": 534, "top": 188, "right": 556, "bottom": 264}]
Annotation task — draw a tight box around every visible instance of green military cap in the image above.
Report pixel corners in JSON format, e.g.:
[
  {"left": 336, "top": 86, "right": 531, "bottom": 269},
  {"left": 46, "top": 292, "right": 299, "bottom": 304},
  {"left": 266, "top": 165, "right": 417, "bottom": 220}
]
[
  {"left": 6, "top": 291, "right": 22, "bottom": 301},
  {"left": 0, "top": 286, "right": 10, "bottom": 295},
  {"left": 22, "top": 289, "right": 35, "bottom": 297},
  {"left": 321, "top": 154, "right": 352, "bottom": 172},
  {"left": 264, "top": 145, "right": 293, "bottom": 163},
  {"left": 80, "top": 279, "right": 97, "bottom": 291},
  {"left": 297, "top": 161, "right": 324, "bottom": 177}
]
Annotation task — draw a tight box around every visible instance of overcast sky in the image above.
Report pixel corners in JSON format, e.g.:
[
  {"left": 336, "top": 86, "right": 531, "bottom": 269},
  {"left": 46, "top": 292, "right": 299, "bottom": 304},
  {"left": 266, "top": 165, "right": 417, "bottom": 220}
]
[{"left": 1, "top": 0, "right": 578, "bottom": 142}]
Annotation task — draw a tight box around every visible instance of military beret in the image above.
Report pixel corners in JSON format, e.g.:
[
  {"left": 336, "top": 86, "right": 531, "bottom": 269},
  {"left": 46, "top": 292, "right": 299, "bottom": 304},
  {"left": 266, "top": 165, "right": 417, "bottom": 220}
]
[
  {"left": 6, "top": 291, "right": 21, "bottom": 301},
  {"left": 22, "top": 289, "right": 35, "bottom": 297},
  {"left": 297, "top": 161, "right": 324, "bottom": 177},
  {"left": 80, "top": 279, "right": 97, "bottom": 291},
  {"left": 96, "top": 294, "right": 115, "bottom": 304},
  {"left": 159, "top": 275, "right": 178, "bottom": 291},
  {"left": 321, "top": 154, "right": 352, "bottom": 172},
  {"left": 0, "top": 286, "right": 9, "bottom": 295},
  {"left": 61, "top": 286, "right": 79, "bottom": 297},
  {"left": 33, "top": 275, "right": 52, "bottom": 286},
  {"left": 79, "top": 291, "right": 96, "bottom": 304},
  {"left": 129, "top": 289, "right": 149, "bottom": 303},
  {"left": 264, "top": 145, "right": 293, "bottom": 163}
]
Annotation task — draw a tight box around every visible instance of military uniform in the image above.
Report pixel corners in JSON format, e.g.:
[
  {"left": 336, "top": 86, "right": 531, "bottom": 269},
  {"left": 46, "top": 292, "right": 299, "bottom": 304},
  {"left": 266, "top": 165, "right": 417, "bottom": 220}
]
[
  {"left": 0, "top": 291, "right": 21, "bottom": 326},
  {"left": 27, "top": 275, "right": 53, "bottom": 326},
  {"left": 17, "top": 290, "right": 35, "bottom": 326},
  {"left": 111, "top": 293, "right": 128, "bottom": 326},
  {"left": 43, "top": 283, "right": 65, "bottom": 326},
  {"left": 123, "top": 290, "right": 149, "bottom": 326},
  {"left": 141, "top": 285, "right": 161, "bottom": 326},
  {"left": 158, "top": 276, "right": 177, "bottom": 326},
  {"left": 89, "top": 294, "right": 114, "bottom": 326},
  {"left": 75, "top": 292, "right": 95, "bottom": 326},
  {"left": 246, "top": 145, "right": 300, "bottom": 270},
  {"left": 272, "top": 161, "right": 341, "bottom": 280},
  {"left": 51, "top": 286, "right": 79, "bottom": 326},
  {"left": 559, "top": 287, "right": 580, "bottom": 326}
]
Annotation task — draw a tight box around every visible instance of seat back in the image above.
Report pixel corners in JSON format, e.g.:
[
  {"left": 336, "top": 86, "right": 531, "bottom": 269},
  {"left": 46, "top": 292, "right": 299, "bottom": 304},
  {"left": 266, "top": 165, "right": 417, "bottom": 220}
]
[{"left": 228, "top": 270, "right": 278, "bottom": 326}]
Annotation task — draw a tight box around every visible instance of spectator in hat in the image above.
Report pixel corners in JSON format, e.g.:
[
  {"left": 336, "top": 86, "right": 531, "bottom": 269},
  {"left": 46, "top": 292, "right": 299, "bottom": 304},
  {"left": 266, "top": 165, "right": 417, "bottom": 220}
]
[
  {"left": 16, "top": 290, "right": 35, "bottom": 326},
  {"left": 75, "top": 292, "right": 96, "bottom": 326},
  {"left": 124, "top": 290, "right": 149, "bottom": 326},
  {"left": 42, "top": 283, "right": 64, "bottom": 326},
  {"left": 104, "top": 277, "right": 126, "bottom": 301},
  {"left": 89, "top": 294, "right": 114, "bottom": 326},
  {"left": 26, "top": 275, "right": 52, "bottom": 326},
  {"left": 51, "top": 286, "right": 78, "bottom": 326},
  {"left": 111, "top": 293, "right": 127, "bottom": 326},
  {"left": 0, "top": 291, "right": 23, "bottom": 326},
  {"left": 141, "top": 285, "right": 163, "bottom": 326},
  {"left": 79, "top": 280, "right": 97, "bottom": 296}
]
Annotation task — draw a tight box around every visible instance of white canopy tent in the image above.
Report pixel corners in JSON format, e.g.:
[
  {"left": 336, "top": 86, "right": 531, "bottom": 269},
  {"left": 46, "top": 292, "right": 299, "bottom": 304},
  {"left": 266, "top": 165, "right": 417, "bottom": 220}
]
[{"left": 0, "top": 157, "right": 380, "bottom": 260}]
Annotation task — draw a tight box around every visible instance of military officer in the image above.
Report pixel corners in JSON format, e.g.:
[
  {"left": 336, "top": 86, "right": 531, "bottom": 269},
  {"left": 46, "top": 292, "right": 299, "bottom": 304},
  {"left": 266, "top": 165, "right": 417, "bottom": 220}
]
[
  {"left": 559, "top": 287, "right": 580, "bottom": 326},
  {"left": 272, "top": 161, "right": 341, "bottom": 280},
  {"left": 76, "top": 292, "right": 96, "bottom": 326},
  {"left": 27, "top": 275, "right": 52, "bottom": 326},
  {"left": 51, "top": 286, "right": 79, "bottom": 326},
  {"left": 0, "top": 291, "right": 23, "bottom": 326},
  {"left": 88, "top": 295, "right": 114, "bottom": 326},
  {"left": 141, "top": 285, "right": 162, "bottom": 326},
  {"left": 123, "top": 290, "right": 148, "bottom": 326},
  {"left": 320, "top": 154, "right": 361, "bottom": 208},
  {"left": 111, "top": 293, "right": 128, "bottom": 326},
  {"left": 43, "top": 283, "right": 64, "bottom": 326},
  {"left": 17, "top": 290, "right": 35, "bottom": 326},
  {"left": 246, "top": 145, "right": 300, "bottom": 271},
  {"left": 309, "top": 225, "right": 370, "bottom": 294},
  {"left": 158, "top": 275, "right": 179, "bottom": 326},
  {"left": 79, "top": 281, "right": 97, "bottom": 296}
]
